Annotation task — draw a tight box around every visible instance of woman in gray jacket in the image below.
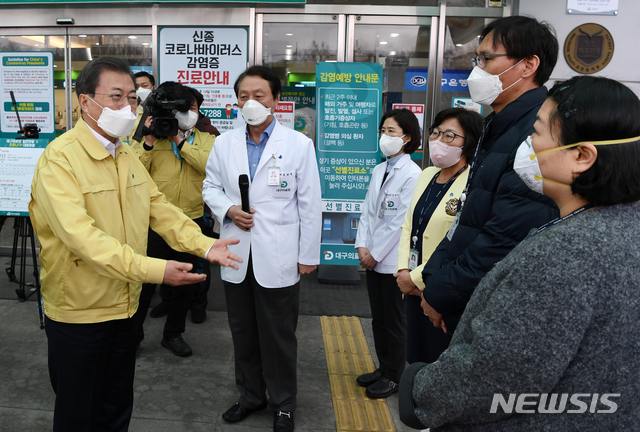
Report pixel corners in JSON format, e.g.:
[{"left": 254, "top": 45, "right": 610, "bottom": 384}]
[{"left": 400, "top": 75, "right": 640, "bottom": 431}]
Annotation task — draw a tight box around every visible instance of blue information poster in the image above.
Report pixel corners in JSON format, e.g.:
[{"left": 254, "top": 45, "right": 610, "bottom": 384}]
[
  {"left": 0, "top": 52, "right": 56, "bottom": 142},
  {"left": 316, "top": 62, "right": 382, "bottom": 266}
]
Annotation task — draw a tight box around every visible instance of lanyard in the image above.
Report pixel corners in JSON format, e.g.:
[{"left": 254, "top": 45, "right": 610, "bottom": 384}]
[
  {"left": 459, "top": 117, "right": 493, "bottom": 213},
  {"left": 411, "top": 165, "right": 468, "bottom": 249},
  {"left": 170, "top": 133, "right": 194, "bottom": 164},
  {"left": 523, "top": 203, "right": 596, "bottom": 242}
]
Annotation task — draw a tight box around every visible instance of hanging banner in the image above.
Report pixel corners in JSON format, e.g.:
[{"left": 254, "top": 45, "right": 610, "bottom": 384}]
[
  {"left": 0, "top": 52, "right": 55, "bottom": 142},
  {"left": 0, "top": 138, "right": 48, "bottom": 216},
  {"left": 159, "top": 27, "right": 248, "bottom": 134},
  {"left": 316, "top": 62, "right": 382, "bottom": 266}
]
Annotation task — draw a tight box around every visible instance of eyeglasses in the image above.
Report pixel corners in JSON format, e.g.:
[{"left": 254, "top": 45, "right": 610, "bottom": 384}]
[
  {"left": 429, "top": 128, "right": 464, "bottom": 143},
  {"left": 470, "top": 53, "right": 510, "bottom": 69},
  {"left": 93, "top": 92, "right": 138, "bottom": 106}
]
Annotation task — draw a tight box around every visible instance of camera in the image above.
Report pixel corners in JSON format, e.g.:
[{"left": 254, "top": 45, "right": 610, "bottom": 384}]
[
  {"left": 23, "top": 123, "right": 40, "bottom": 139},
  {"left": 132, "top": 87, "right": 191, "bottom": 141}
]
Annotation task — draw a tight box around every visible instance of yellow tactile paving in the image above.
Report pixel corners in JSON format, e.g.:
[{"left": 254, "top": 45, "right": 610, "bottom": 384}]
[{"left": 321, "top": 316, "right": 396, "bottom": 432}]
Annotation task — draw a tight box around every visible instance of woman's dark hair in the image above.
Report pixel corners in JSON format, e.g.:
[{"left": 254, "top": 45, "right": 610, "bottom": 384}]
[
  {"left": 430, "top": 108, "right": 483, "bottom": 161},
  {"left": 547, "top": 76, "right": 640, "bottom": 206},
  {"left": 234, "top": 65, "right": 282, "bottom": 100},
  {"left": 157, "top": 81, "right": 196, "bottom": 112},
  {"left": 379, "top": 109, "right": 422, "bottom": 154},
  {"left": 481, "top": 16, "right": 558, "bottom": 86},
  {"left": 76, "top": 56, "right": 135, "bottom": 97}
]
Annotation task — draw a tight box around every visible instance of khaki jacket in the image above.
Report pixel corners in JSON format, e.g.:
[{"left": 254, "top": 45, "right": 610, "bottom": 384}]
[
  {"left": 397, "top": 166, "right": 469, "bottom": 290},
  {"left": 132, "top": 129, "right": 214, "bottom": 219},
  {"left": 29, "top": 119, "right": 214, "bottom": 324}
]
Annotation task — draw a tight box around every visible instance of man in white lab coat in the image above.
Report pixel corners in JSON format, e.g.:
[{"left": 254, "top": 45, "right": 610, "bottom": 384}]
[{"left": 203, "top": 65, "right": 322, "bottom": 432}]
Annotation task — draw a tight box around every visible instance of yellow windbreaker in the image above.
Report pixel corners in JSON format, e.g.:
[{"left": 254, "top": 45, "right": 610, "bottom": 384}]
[
  {"left": 29, "top": 119, "right": 215, "bottom": 324},
  {"left": 131, "top": 129, "right": 214, "bottom": 219}
]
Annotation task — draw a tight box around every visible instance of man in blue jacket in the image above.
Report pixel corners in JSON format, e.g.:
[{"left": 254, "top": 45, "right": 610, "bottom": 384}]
[{"left": 419, "top": 16, "right": 560, "bottom": 338}]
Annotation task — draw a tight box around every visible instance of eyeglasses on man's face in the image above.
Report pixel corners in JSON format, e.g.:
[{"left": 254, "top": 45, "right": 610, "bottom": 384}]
[
  {"left": 428, "top": 128, "right": 464, "bottom": 143},
  {"left": 93, "top": 92, "right": 138, "bottom": 106},
  {"left": 470, "top": 53, "right": 510, "bottom": 69}
]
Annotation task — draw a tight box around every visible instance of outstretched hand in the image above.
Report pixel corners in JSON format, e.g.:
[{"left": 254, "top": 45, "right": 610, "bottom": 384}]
[
  {"left": 206, "top": 238, "right": 243, "bottom": 270},
  {"left": 162, "top": 261, "right": 206, "bottom": 286}
]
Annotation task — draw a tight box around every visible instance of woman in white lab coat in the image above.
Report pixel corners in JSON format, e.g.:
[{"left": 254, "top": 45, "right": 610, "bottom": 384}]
[
  {"left": 395, "top": 108, "right": 483, "bottom": 364},
  {"left": 355, "top": 109, "right": 422, "bottom": 399}
]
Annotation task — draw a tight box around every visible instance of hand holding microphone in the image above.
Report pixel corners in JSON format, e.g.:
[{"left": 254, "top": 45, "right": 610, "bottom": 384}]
[{"left": 227, "top": 174, "right": 255, "bottom": 230}]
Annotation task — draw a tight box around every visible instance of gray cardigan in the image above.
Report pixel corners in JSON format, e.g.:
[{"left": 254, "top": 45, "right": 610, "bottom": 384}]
[{"left": 401, "top": 202, "right": 640, "bottom": 431}]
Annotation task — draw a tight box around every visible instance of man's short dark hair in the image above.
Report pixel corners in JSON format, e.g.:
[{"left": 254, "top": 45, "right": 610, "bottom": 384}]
[
  {"left": 430, "top": 108, "right": 483, "bottom": 161},
  {"left": 76, "top": 57, "right": 135, "bottom": 97},
  {"left": 548, "top": 76, "right": 640, "bottom": 206},
  {"left": 379, "top": 109, "right": 422, "bottom": 154},
  {"left": 481, "top": 16, "right": 558, "bottom": 86},
  {"left": 134, "top": 71, "right": 155, "bottom": 87},
  {"left": 233, "top": 65, "right": 282, "bottom": 100},
  {"left": 157, "top": 81, "right": 196, "bottom": 112}
]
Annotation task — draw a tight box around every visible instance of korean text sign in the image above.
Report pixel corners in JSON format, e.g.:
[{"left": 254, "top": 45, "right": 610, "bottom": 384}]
[
  {"left": 316, "top": 62, "right": 382, "bottom": 266},
  {"left": 159, "top": 27, "right": 248, "bottom": 133}
]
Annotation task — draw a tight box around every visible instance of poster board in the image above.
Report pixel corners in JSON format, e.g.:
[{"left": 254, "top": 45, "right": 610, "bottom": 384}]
[
  {"left": 0, "top": 52, "right": 56, "bottom": 142},
  {"left": 158, "top": 27, "right": 248, "bottom": 133},
  {"left": 316, "top": 62, "right": 383, "bottom": 266},
  {"left": 0, "top": 138, "right": 47, "bottom": 216}
]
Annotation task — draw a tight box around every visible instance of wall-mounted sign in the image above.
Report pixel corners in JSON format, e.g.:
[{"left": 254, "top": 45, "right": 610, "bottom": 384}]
[
  {"left": 564, "top": 23, "right": 614, "bottom": 74},
  {"left": 405, "top": 69, "right": 471, "bottom": 92},
  {"left": 159, "top": 26, "right": 248, "bottom": 133},
  {"left": 567, "top": 0, "right": 618, "bottom": 16}
]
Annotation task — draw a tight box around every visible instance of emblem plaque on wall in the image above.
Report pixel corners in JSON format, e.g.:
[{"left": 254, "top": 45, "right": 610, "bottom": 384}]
[{"left": 564, "top": 23, "right": 614, "bottom": 74}]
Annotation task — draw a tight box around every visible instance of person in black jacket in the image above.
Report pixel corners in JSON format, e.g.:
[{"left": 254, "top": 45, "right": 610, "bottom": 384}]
[{"left": 419, "top": 16, "right": 560, "bottom": 340}]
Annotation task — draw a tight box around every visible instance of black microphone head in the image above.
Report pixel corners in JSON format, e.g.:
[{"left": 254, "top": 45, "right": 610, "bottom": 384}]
[{"left": 239, "top": 174, "right": 250, "bottom": 188}]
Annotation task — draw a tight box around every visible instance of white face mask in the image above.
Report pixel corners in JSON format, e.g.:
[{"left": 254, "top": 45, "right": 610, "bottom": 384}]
[
  {"left": 241, "top": 99, "right": 272, "bottom": 126},
  {"left": 466, "top": 59, "right": 523, "bottom": 106},
  {"left": 379, "top": 134, "right": 406, "bottom": 157},
  {"left": 175, "top": 110, "right": 198, "bottom": 131},
  {"left": 86, "top": 96, "right": 137, "bottom": 138},
  {"left": 136, "top": 88, "right": 152, "bottom": 104},
  {"left": 429, "top": 139, "right": 463, "bottom": 168},
  {"left": 513, "top": 136, "right": 545, "bottom": 194}
]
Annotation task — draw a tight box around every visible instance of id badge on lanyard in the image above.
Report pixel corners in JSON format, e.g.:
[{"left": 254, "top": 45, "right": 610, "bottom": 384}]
[
  {"left": 409, "top": 249, "right": 419, "bottom": 271},
  {"left": 267, "top": 154, "right": 280, "bottom": 186}
]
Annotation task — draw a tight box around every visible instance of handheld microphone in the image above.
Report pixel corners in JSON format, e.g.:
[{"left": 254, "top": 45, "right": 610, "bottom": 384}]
[{"left": 239, "top": 174, "right": 250, "bottom": 213}]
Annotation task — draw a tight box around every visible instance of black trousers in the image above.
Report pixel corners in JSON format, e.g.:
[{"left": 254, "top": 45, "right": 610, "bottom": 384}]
[
  {"left": 406, "top": 294, "right": 450, "bottom": 364},
  {"left": 45, "top": 314, "right": 137, "bottom": 432},
  {"left": 366, "top": 270, "right": 407, "bottom": 382},
  {"left": 135, "top": 219, "right": 202, "bottom": 342},
  {"left": 224, "top": 254, "right": 299, "bottom": 412}
]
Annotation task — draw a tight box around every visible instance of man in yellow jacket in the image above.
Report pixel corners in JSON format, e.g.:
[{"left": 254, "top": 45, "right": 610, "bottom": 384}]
[
  {"left": 132, "top": 82, "right": 215, "bottom": 357},
  {"left": 29, "top": 57, "right": 240, "bottom": 432}
]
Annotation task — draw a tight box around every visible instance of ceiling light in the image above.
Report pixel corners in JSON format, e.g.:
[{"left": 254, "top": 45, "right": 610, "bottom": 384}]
[
  {"left": 286, "top": 33, "right": 293, "bottom": 36},
  {"left": 128, "top": 36, "right": 137, "bottom": 39},
  {"left": 286, "top": 45, "right": 293, "bottom": 48},
  {"left": 390, "top": 33, "right": 399, "bottom": 37},
  {"left": 142, "top": 42, "right": 150, "bottom": 46},
  {"left": 456, "top": 44, "right": 464, "bottom": 47},
  {"left": 379, "top": 41, "right": 388, "bottom": 45},
  {"left": 95, "top": 43, "right": 99, "bottom": 45},
  {"left": 389, "top": 51, "right": 397, "bottom": 56},
  {"left": 78, "top": 35, "right": 87, "bottom": 38}
]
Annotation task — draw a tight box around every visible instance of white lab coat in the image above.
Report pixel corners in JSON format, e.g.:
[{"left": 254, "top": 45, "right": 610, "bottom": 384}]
[
  {"left": 355, "top": 153, "right": 421, "bottom": 274},
  {"left": 203, "top": 119, "right": 322, "bottom": 288}
]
